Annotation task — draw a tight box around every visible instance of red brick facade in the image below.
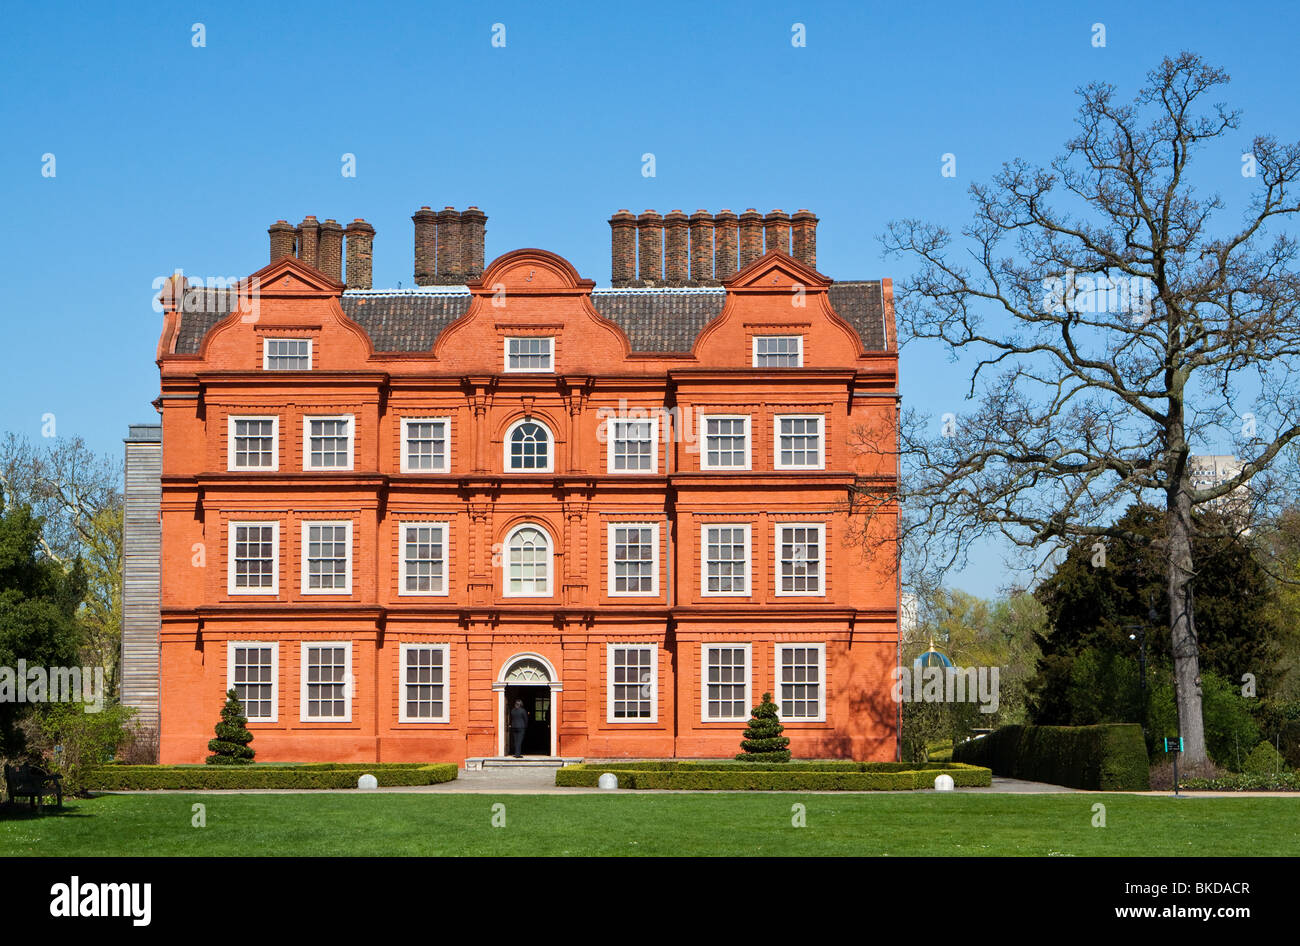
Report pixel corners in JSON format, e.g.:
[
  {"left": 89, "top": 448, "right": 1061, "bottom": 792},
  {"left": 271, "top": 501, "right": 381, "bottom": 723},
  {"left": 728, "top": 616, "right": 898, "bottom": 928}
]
[{"left": 153, "top": 228, "right": 899, "bottom": 764}]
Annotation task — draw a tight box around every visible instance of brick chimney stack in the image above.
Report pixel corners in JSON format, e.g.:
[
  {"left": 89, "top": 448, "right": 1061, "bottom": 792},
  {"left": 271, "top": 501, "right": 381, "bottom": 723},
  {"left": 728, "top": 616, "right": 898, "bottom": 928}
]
[
  {"left": 410, "top": 206, "right": 486, "bottom": 285},
  {"left": 412, "top": 206, "right": 437, "bottom": 286},
  {"left": 764, "top": 210, "right": 791, "bottom": 256},
  {"left": 297, "top": 216, "right": 320, "bottom": 269},
  {"left": 269, "top": 220, "right": 296, "bottom": 262},
  {"left": 664, "top": 210, "right": 689, "bottom": 286},
  {"left": 738, "top": 209, "right": 763, "bottom": 269},
  {"left": 318, "top": 219, "right": 344, "bottom": 282},
  {"left": 637, "top": 210, "right": 663, "bottom": 286},
  {"left": 344, "top": 219, "right": 374, "bottom": 289},
  {"left": 610, "top": 210, "right": 637, "bottom": 287},
  {"left": 607, "top": 206, "right": 817, "bottom": 285},
  {"left": 435, "top": 208, "right": 460, "bottom": 285},
  {"left": 462, "top": 207, "right": 487, "bottom": 281},
  {"left": 714, "top": 210, "right": 739, "bottom": 281},
  {"left": 792, "top": 209, "right": 818, "bottom": 269},
  {"left": 689, "top": 211, "right": 715, "bottom": 285}
]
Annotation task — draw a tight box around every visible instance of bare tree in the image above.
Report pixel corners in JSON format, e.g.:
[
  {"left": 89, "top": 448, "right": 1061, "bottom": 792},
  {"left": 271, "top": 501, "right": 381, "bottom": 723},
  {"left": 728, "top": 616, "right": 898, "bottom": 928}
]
[{"left": 872, "top": 52, "right": 1300, "bottom": 764}]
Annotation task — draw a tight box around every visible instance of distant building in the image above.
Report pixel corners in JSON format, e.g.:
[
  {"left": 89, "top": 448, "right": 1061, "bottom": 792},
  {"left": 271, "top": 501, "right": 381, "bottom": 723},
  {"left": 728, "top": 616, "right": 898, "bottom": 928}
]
[{"left": 1188, "top": 454, "right": 1250, "bottom": 527}]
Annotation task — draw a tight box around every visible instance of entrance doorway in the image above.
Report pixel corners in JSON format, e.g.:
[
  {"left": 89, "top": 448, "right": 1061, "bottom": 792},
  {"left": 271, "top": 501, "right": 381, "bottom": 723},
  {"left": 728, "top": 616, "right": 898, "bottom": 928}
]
[
  {"left": 495, "top": 653, "right": 561, "bottom": 758},
  {"left": 504, "top": 685, "right": 551, "bottom": 756}
]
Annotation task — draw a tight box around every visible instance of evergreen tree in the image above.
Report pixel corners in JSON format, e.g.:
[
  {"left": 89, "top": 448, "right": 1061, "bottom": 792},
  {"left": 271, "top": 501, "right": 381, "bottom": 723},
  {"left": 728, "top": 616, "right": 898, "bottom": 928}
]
[
  {"left": 205, "top": 689, "right": 255, "bottom": 764},
  {"left": 0, "top": 492, "right": 84, "bottom": 758},
  {"left": 1029, "top": 503, "right": 1282, "bottom": 725},
  {"left": 736, "top": 692, "right": 791, "bottom": 762}
]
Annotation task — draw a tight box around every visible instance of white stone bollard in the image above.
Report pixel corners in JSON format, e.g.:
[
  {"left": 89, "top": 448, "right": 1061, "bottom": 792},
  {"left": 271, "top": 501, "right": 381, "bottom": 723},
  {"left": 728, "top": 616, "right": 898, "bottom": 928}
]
[
  {"left": 597, "top": 773, "right": 618, "bottom": 790},
  {"left": 934, "top": 774, "right": 955, "bottom": 791},
  {"left": 357, "top": 774, "right": 378, "bottom": 790}
]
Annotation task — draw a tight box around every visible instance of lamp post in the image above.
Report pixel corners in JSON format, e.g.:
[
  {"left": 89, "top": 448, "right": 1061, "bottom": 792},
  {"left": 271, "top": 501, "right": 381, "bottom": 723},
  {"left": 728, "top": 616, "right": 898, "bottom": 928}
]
[{"left": 1125, "top": 598, "right": 1158, "bottom": 730}]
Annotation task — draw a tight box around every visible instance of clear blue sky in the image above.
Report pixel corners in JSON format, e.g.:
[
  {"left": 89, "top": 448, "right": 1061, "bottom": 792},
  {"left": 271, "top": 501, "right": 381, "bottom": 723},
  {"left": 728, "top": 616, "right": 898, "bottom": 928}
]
[{"left": 2, "top": 0, "right": 1295, "bottom": 597}]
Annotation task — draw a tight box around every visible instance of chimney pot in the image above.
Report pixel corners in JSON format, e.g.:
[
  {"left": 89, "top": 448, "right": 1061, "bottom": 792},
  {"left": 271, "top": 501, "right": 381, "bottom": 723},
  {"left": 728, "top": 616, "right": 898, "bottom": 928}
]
[
  {"left": 663, "top": 210, "right": 689, "bottom": 286},
  {"left": 317, "top": 219, "right": 344, "bottom": 282},
  {"left": 688, "top": 211, "right": 715, "bottom": 285},
  {"left": 791, "top": 209, "right": 819, "bottom": 268},
  {"left": 412, "top": 207, "right": 437, "bottom": 286},
  {"left": 738, "top": 210, "right": 763, "bottom": 269},
  {"left": 714, "top": 210, "right": 739, "bottom": 281},
  {"left": 344, "top": 219, "right": 375, "bottom": 290},
  {"left": 461, "top": 207, "right": 487, "bottom": 281},
  {"left": 435, "top": 208, "right": 463, "bottom": 284},
  {"left": 297, "top": 216, "right": 321, "bottom": 269},
  {"left": 609, "top": 210, "right": 637, "bottom": 287},
  {"left": 268, "top": 220, "right": 296, "bottom": 263},
  {"left": 764, "top": 209, "right": 792, "bottom": 257},
  {"left": 637, "top": 210, "right": 664, "bottom": 286}
]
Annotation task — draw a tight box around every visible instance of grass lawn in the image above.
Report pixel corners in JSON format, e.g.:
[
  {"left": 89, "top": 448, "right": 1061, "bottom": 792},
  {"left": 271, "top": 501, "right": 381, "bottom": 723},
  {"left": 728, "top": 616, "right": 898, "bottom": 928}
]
[{"left": 1, "top": 792, "right": 1297, "bottom": 856}]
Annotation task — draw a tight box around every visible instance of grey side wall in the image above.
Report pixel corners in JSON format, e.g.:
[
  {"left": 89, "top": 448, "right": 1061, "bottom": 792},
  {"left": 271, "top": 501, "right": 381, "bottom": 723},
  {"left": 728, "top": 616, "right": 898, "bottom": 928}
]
[{"left": 121, "top": 424, "right": 162, "bottom": 733}]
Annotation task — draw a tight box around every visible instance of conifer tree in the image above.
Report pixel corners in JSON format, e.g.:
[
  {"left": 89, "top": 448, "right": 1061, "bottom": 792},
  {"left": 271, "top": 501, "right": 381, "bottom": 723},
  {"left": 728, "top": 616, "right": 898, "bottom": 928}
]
[
  {"left": 205, "top": 688, "right": 255, "bottom": 765},
  {"left": 736, "top": 692, "right": 791, "bottom": 762}
]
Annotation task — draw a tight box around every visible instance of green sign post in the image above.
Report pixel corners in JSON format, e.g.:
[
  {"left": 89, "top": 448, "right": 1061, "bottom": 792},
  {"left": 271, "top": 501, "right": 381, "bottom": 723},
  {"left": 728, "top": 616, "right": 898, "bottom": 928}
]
[{"left": 1164, "top": 737, "right": 1184, "bottom": 796}]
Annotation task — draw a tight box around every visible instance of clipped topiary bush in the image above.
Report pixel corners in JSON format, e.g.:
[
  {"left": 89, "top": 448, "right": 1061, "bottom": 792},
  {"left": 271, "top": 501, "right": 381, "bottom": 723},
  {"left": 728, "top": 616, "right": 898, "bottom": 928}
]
[
  {"left": 206, "top": 689, "right": 254, "bottom": 765},
  {"left": 736, "top": 692, "right": 791, "bottom": 762}
]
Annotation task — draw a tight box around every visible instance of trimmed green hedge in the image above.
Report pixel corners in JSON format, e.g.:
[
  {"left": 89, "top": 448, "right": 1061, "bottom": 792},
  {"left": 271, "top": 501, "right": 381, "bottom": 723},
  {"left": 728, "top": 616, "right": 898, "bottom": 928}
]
[
  {"left": 1181, "top": 772, "right": 1300, "bottom": 792},
  {"left": 86, "top": 762, "right": 458, "bottom": 791},
  {"left": 556, "top": 760, "right": 991, "bottom": 790},
  {"left": 569, "top": 760, "right": 966, "bottom": 772},
  {"left": 952, "top": 724, "right": 1150, "bottom": 791}
]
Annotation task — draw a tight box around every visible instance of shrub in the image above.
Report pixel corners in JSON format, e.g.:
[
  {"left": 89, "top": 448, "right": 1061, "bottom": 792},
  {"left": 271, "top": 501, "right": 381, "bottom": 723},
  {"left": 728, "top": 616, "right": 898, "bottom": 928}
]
[
  {"left": 1241, "top": 741, "right": 1288, "bottom": 775},
  {"left": 116, "top": 722, "right": 159, "bottom": 764},
  {"left": 1147, "top": 671, "right": 1259, "bottom": 770},
  {"left": 1149, "top": 757, "right": 1222, "bottom": 790},
  {"left": 1181, "top": 771, "right": 1300, "bottom": 792},
  {"left": 85, "top": 762, "right": 458, "bottom": 791},
  {"left": 736, "top": 693, "right": 791, "bottom": 762},
  {"left": 953, "top": 723, "right": 1150, "bottom": 790},
  {"left": 24, "top": 701, "right": 137, "bottom": 795},
  {"left": 1281, "top": 721, "right": 1300, "bottom": 770}
]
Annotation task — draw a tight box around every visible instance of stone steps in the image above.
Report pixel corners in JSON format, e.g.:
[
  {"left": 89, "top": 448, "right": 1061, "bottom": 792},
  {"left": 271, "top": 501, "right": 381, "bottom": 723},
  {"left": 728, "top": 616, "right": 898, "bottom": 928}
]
[{"left": 465, "top": 757, "right": 583, "bottom": 771}]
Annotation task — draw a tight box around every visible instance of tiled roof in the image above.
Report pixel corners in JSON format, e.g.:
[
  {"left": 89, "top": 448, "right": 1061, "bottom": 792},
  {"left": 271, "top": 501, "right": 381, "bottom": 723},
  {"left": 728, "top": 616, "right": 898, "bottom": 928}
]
[
  {"left": 341, "top": 291, "right": 471, "bottom": 352},
  {"left": 173, "top": 288, "right": 241, "bottom": 355},
  {"left": 827, "top": 281, "right": 886, "bottom": 351},
  {"left": 171, "top": 282, "right": 887, "bottom": 355},
  {"left": 589, "top": 288, "right": 726, "bottom": 353}
]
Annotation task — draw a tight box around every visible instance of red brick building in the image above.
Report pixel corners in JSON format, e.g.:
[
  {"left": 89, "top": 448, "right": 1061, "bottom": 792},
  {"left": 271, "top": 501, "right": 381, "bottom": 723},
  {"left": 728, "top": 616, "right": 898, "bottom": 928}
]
[{"left": 145, "top": 206, "right": 900, "bottom": 764}]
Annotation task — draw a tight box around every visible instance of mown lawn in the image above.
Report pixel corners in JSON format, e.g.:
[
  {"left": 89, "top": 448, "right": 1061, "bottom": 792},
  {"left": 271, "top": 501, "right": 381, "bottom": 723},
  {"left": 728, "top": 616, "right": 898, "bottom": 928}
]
[{"left": 1, "top": 792, "right": 1295, "bottom": 856}]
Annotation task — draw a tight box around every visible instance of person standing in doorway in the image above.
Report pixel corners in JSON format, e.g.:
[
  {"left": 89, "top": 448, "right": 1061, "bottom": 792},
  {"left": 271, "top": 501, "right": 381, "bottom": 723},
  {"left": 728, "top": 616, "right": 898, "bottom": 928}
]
[{"left": 509, "top": 698, "right": 528, "bottom": 758}]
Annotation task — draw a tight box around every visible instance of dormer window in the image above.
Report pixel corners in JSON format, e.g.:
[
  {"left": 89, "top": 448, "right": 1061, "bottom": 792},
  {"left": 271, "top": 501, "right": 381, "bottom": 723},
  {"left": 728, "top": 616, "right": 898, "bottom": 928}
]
[
  {"left": 264, "top": 338, "right": 312, "bottom": 370},
  {"left": 753, "top": 335, "right": 802, "bottom": 368},
  {"left": 505, "top": 337, "right": 553, "bottom": 372}
]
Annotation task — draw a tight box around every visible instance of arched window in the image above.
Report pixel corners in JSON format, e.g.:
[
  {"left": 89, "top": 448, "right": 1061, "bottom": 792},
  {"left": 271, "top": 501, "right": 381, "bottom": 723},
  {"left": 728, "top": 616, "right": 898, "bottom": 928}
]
[
  {"left": 505, "top": 524, "right": 552, "bottom": 597},
  {"left": 505, "top": 419, "right": 553, "bottom": 472}
]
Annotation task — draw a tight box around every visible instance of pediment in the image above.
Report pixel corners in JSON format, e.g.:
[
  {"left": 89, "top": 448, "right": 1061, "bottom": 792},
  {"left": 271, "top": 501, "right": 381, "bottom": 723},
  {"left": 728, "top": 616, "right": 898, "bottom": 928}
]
[
  {"left": 247, "top": 255, "right": 346, "bottom": 296},
  {"left": 725, "top": 250, "right": 830, "bottom": 292},
  {"left": 472, "top": 248, "right": 596, "bottom": 294}
]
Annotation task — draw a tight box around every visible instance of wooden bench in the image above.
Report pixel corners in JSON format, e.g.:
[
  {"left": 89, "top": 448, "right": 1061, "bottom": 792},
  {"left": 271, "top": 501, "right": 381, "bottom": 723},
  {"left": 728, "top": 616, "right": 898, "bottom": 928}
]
[{"left": 4, "top": 763, "right": 62, "bottom": 809}]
